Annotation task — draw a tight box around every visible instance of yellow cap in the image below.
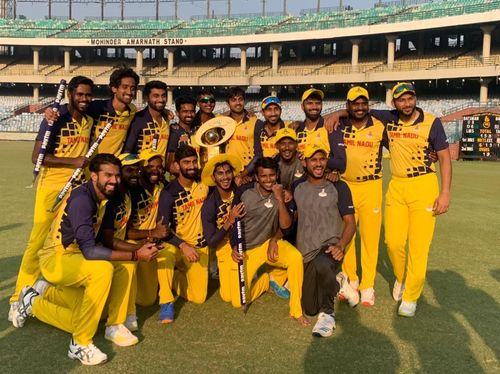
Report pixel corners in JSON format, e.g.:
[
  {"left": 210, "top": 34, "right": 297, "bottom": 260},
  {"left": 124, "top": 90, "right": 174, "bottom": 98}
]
[
  {"left": 274, "top": 127, "right": 297, "bottom": 144},
  {"left": 139, "top": 149, "right": 164, "bottom": 163},
  {"left": 347, "top": 86, "right": 369, "bottom": 102},
  {"left": 261, "top": 96, "right": 282, "bottom": 110},
  {"left": 301, "top": 88, "right": 324, "bottom": 103},
  {"left": 392, "top": 82, "right": 416, "bottom": 99},
  {"left": 303, "top": 143, "right": 328, "bottom": 159},
  {"left": 118, "top": 153, "right": 143, "bottom": 166},
  {"left": 201, "top": 154, "right": 243, "bottom": 187}
]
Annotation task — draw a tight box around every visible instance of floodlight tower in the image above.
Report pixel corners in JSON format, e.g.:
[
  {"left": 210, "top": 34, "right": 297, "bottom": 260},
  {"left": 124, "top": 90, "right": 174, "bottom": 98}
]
[{"left": 1, "top": 0, "right": 15, "bottom": 18}]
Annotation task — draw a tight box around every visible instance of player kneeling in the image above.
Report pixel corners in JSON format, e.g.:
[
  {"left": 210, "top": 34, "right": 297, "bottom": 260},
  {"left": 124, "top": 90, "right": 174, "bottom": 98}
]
[{"left": 11, "top": 154, "right": 159, "bottom": 365}]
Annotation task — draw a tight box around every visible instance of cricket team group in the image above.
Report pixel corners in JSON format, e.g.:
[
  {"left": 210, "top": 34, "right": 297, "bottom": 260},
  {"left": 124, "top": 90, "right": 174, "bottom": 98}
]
[{"left": 8, "top": 66, "right": 451, "bottom": 365}]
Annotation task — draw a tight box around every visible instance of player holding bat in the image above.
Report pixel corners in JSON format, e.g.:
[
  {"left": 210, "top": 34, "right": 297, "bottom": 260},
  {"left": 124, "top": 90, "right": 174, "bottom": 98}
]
[
  {"left": 7, "top": 76, "right": 94, "bottom": 322},
  {"left": 32, "top": 79, "right": 66, "bottom": 183},
  {"left": 200, "top": 154, "right": 253, "bottom": 309}
]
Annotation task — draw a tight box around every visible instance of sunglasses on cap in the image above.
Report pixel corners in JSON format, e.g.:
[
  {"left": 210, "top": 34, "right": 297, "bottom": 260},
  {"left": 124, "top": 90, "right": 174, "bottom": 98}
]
[
  {"left": 121, "top": 154, "right": 140, "bottom": 162},
  {"left": 393, "top": 83, "right": 416, "bottom": 98},
  {"left": 261, "top": 96, "right": 281, "bottom": 109},
  {"left": 199, "top": 97, "right": 216, "bottom": 104}
]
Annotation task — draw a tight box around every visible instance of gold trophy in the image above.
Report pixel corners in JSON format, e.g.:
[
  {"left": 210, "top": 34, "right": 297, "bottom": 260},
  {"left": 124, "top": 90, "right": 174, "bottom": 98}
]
[{"left": 195, "top": 116, "right": 236, "bottom": 167}]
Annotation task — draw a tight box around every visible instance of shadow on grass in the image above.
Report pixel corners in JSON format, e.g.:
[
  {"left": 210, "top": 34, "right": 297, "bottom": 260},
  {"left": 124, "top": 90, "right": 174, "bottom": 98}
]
[
  {"left": 490, "top": 269, "right": 500, "bottom": 283},
  {"left": 303, "top": 306, "right": 400, "bottom": 373},
  {"left": 0, "top": 223, "right": 24, "bottom": 233},
  {"left": 428, "top": 270, "right": 500, "bottom": 365}
]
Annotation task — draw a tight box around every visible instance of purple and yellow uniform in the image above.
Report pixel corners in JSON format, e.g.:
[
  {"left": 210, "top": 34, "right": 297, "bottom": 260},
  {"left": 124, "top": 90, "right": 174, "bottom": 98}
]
[
  {"left": 33, "top": 181, "right": 129, "bottom": 346},
  {"left": 157, "top": 180, "right": 209, "bottom": 304},
  {"left": 371, "top": 107, "right": 449, "bottom": 302},
  {"left": 225, "top": 111, "right": 258, "bottom": 169},
  {"left": 88, "top": 99, "right": 137, "bottom": 156},
  {"left": 201, "top": 188, "right": 240, "bottom": 304},
  {"left": 167, "top": 124, "right": 200, "bottom": 154},
  {"left": 128, "top": 183, "right": 164, "bottom": 307},
  {"left": 10, "top": 105, "right": 92, "bottom": 304},
  {"left": 340, "top": 115, "right": 387, "bottom": 292},
  {"left": 123, "top": 107, "right": 170, "bottom": 156}
]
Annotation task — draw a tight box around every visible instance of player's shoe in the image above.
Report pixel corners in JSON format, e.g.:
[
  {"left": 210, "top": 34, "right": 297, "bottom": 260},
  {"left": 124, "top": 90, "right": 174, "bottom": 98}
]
[
  {"left": 398, "top": 301, "right": 417, "bottom": 317},
  {"left": 104, "top": 324, "right": 139, "bottom": 347},
  {"left": 312, "top": 312, "right": 336, "bottom": 337},
  {"left": 269, "top": 279, "right": 290, "bottom": 299},
  {"left": 339, "top": 278, "right": 359, "bottom": 300},
  {"left": 68, "top": 339, "right": 108, "bottom": 365},
  {"left": 124, "top": 314, "right": 138, "bottom": 332},
  {"left": 12, "top": 286, "right": 39, "bottom": 328},
  {"left": 360, "top": 288, "right": 375, "bottom": 306},
  {"left": 392, "top": 280, "right": 405, "bottom": 302},
  {"left": 336, "top": 272, "right": 359, "bottom": 308},
  {"left": 8, "top": 302, "right": 19, "bottom": 322},
  {"left": 159, "top": 302, "right": 174, "bottom": 324}
]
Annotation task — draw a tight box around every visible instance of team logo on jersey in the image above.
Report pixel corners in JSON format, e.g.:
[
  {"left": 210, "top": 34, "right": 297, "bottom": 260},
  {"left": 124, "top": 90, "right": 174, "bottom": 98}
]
[
  {"left": 367, "top": 131, "right": 373, "bottom": 139},
  {"left": 264, "top": 198, "right": 274, "bottom": 209},
  {"left": 294, "top": 170, "right": 304, "bottom": 178},
  {"left": 318, "top": 188, "right": 327, "bottom": 197},
  {"left": 483, "top": 116, "right": 491, "bottom": 129}
]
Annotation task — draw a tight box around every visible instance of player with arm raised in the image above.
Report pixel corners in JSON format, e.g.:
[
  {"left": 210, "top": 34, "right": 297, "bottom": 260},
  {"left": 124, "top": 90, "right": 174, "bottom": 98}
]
[{"left": 8, "top": 76, "right": 94, "bottom": 322}]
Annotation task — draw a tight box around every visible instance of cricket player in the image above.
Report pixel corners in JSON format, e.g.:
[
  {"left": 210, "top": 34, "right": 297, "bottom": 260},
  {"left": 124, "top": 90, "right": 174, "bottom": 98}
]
[
  {"left": 166, "top": 96, "right": 199, "bottom": 173},
  {"left": 293, "top": 144, "right": 358, "bottom": 337},
  {"left": 44, "top": 67, "right": 140, "bottom": 157},
  {"left": 229, "top": 157, "right": 309, "bottom": 326},
  {"left": 11, "top": 154, "right": 159, "bottom": 365},
  {"left": 339, "top": 86, "right": 387, "bottom": 306},
  {"left": 201, "top": 154, "right": 259, "bottom": 306},
  {"left": 273, "top": 128, "right": 305, "bottom": 191},
  {"left": 193, "top": 88, "right": 216, "bottom": 128},
  {"left": 8, "top": 76, "right": 94, "bottom": 321},
  {"left": 224, "top": 87, "right": 258, "bottom": 177},
  {"left": 123, "top": 80, "right": 170, "bottom": 158},
  {"left": 295, "top": 88, "right": 347, "bottom": 175},
  {"left": 156, "top": 145, "right": 210, "bottom": 322},
  {"left": 370, "top": 82, "right": 452, "bottom": 317}
]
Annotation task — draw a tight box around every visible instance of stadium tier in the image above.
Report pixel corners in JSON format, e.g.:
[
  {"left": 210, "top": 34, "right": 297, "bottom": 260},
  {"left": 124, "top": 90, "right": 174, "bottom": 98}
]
[{"left": 0, "top": 0, "right": 497, "bottom": 38}]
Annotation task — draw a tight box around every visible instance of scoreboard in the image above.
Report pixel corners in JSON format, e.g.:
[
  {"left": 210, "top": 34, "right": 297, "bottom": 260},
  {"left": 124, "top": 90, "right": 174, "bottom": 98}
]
[{"left": 460, "top": 112, "right": 500, "bottom": 160}]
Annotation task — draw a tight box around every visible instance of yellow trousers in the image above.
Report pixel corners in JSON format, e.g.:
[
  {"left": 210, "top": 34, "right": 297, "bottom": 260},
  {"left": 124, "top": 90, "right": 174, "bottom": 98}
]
[
  {"left": 342, "top": 179, "right": 382, "bottom": 290},
  {"left": 156, "top": 244, "right": 209, "bottom": 305},
  {"left": 384, "top": 173, "right": 439, "bottom": 302},
  {"left": 10, "top": 186, "right": 60, "bottom": 303},
  {"left": 106, "top": 261, "right": 136, "bottom": 323},
  {"left": 231, "top": 239, "right": 303, "bottom": 318},
  {"left": 216, "top": 242, "right": 235, "bottom": 303},
  {"left": 135, "top": 261, "right": 158, "bottom": 307},
  {"left": 32, "top": 252, "right": 122, "bottom": 346}
]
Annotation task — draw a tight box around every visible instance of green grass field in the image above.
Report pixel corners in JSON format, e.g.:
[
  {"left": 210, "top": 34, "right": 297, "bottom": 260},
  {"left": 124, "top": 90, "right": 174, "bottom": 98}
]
[{"left": 0, "top": 140, "right": 499, "bottom": 373}]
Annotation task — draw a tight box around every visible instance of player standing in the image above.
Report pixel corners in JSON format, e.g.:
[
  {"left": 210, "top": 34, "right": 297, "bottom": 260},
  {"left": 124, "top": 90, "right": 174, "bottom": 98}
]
[
  {"left": 339, "top": 86, "right": 387, "bottom": 306},
  {"left": 193, "top": 88, "right": 216, "bottom": 128},
  {"left": 372, "top": 82, "right": 452, "bottom": 317},
  {"left": 8, "top": 76, "right": 94, "bottom": 321},
  {"left": 123, "top": 80, "right": 170, "bottom": 159}
]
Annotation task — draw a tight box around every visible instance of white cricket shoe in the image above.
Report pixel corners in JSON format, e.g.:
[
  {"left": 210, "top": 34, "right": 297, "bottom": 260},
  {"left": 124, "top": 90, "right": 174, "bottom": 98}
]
[
  {"left": 8, "top": 302, "right": 19, "bottom": 322},
  {"left": 336, "top": 272, "right": 360, "bottom": 308},
  {"left": 12, "top": 286, "right": 39, "bottom": 328},
  {"left": 360, "top": 288, "right": 375, "bottom": 306},
  {"left": 124, "top": 314, "right": 138, "bottom": 332},
  {"left": 392, "top": 280, "right": 405, "bottom": 301},
  {"left": 104, "top": 324, "right": 139, "bottom": 347},
  {"left": 398, "top": 301, "right": 417, "bottom": 317},
  {"left": 68, "top": 339, "right": 108, "bottom": 365},
  {"left": 312, "top": 312, "right": 336, "bottom": 337}
]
